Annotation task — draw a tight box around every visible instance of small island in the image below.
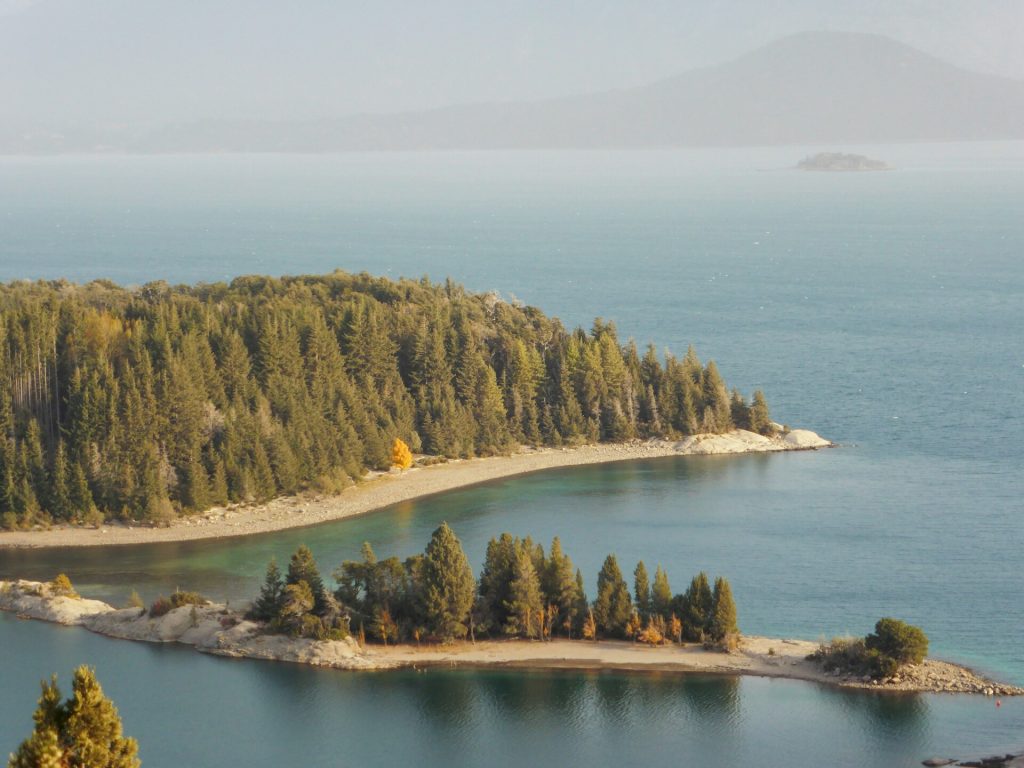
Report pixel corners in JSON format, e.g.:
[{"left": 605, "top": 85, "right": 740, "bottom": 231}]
[
  {"left": 3, "top": 526, "right": 1021, "bottom": 697},
  {"left": 796, "top": 152, "right": 890, "bottom": 171}
]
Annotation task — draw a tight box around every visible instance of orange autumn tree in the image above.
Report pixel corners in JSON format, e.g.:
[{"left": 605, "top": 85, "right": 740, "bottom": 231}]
[{"left": 391, "top": 438, "right": 413, "bottom": 469}]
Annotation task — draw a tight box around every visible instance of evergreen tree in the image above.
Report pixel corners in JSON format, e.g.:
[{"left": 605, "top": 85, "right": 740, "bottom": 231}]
[
  {"left": 573, "top": 569, "right": 589, "bottom": 637},
  {"left": 279, "top": 580, "right": 316, "bottom": 637},
  {"left": 708, "top": 576, "right": 739, "bottom": 644},
  {"left": 592, "top": 554, "right": 632, "bottom": 638},
  {"left": 9, "top": 666, "right": 140, "bottom": 768},
  {"left": 651, "top": 565, "right": 673, "bottom": 620},
  {"left": 286, "top": 545, "right": 328, "bottom": 615},
  {"left": 421, "top": 522, "right": 475, "bottom": 641},
  {"left": 478, "top": 533, "right": 518, "bottom": 631},
  {"left": 504, "top": 548, "right": 543, "bottom": 638},
  {"left": 542, "top": 537, "right": 582, "bottom": 637},
  {"left": 633, "top": 560, "right": 651, "bottom": 620},
  {"left": 249, "top": 558, "right": 285, "bottom": 622},
  {"left": 749, "top": 390, "right": 772, "bottom": 435},
  {"left": 681, "top": 572, "right": 714, "bottom": 641}
]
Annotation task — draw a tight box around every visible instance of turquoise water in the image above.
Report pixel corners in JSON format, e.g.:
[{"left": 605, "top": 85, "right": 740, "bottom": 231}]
[{"left": 1, "top": 144, "right": 1023, "bottom": 765}]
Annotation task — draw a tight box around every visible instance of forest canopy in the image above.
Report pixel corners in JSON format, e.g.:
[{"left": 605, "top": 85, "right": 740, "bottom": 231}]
[{"left": 0, "top": 272, "right": 771, "bottom": 528}]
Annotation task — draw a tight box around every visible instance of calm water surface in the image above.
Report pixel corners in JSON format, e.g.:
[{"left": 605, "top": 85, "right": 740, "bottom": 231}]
[{"left": 1, "top": 144, "right": 1022, "bottom": 765}]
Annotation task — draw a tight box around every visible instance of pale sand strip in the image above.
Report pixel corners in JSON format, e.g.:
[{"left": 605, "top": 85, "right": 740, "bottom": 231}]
[{"left": 0, "top": 429, "right": 830, "bottom": 549}]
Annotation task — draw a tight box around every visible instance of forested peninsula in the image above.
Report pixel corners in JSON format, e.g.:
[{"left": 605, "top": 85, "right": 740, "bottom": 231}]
[{"left": 0, "top": 272, "right": 778, "bottom": 532}]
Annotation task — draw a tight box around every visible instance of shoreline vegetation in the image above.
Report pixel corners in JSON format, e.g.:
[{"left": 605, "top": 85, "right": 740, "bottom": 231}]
[
  {"left": 3, "top": 272, "right": 785, "bottom": 535},
  {"left": 2, "top": 577, "right": 1019, "bottom": 697},
  {"left": 0, "top": 427, "right": 830, "bottom": 549}
]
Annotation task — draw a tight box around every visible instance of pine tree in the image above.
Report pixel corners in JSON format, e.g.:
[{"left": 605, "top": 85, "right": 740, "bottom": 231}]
[
  {"left": 504, "top": 548, "right": 543, "bottom": 638},
  {"left": 286, "top": 545, "right": 327, "bottom": 615},
  {"left": 708, "top": 576, "right": 739, "bottom": 645},
  {"left": 573, "top": 569, "right": 589, "bottom": 638},
  {"left": 592, "top": 554, "right": 632, "bottom": 638},
  {"left": 9, "top": 666, "right": 140, "bottom": 768},
  {"left": 651, "top": 565, "right": 673, "bottom": 620},
  {"left": 50, "top": 442, "right": 73, "bottom": 522},
  {"left": 633, "top": 560, "right": 651, "bottom": 620},
  {"left": 478, "top": 533, "right": 518, "bottom": 631},
  {"left": 250, "top": 558, "right": 285, "bottom": 622},
  {"left": 749, "top": 390, "right": 772, "bottom": 435},
  {"left": 279, "top": 580, "right": 316, "bottom": 637},
  {"left": 682, "top": 572, "right": 714, "bottom": 641},
  {"left": 421, "top": 522, "right": 475, "bottom": 641},
  {"left": 542, "top": 537, "right": 581, "bottom": 637}
]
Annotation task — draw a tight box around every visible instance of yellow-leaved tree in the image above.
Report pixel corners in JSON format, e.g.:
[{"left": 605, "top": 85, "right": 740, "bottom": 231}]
[{"left": 391, "top": 438, "right": 413, "bottom": 469}]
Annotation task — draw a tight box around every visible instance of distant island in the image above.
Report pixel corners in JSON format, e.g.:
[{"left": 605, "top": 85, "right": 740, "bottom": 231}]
[{"left": 796, "top": 152, "right": 891, "bottom": 172}]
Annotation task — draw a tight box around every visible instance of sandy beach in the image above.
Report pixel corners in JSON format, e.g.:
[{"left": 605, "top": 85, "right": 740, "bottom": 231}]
[{"left": 0, "top": 429, "right": 830, "bottom": 549}]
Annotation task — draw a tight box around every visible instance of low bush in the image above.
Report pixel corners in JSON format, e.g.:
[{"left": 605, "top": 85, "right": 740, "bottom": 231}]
[
  {"left": 169, "top": 590, "right": 209, "bottom": 609},
  {"left": 809, "top": 619, "right": 929, "bottom": 679},
  {"left": 149, "top": 596, "right": 172, "bottom": 617},
  {"left": 49, "top": 573, "right": 79, "bottom": 599}
]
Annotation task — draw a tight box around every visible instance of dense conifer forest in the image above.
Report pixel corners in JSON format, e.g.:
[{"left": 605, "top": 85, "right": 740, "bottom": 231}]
[{"left": 0, "top": 272, "right": 772, "bottom": 529}]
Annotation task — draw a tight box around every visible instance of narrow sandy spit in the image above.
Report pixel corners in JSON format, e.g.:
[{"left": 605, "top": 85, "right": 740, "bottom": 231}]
[
  {"left": 0, "top": 430, "right": 830, "bottom": 549},
  {"left": 3, "top": 579, "right": 1020, "bottom": 696}
]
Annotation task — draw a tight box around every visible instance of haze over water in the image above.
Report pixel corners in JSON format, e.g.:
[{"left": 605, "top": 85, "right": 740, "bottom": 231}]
[{"left": 1, "top": 143, "right": 1022, "bottom": 766}]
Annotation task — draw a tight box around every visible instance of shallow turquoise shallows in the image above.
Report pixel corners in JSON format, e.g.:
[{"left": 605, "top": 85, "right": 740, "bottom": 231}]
[{"left": 1, "top": 143, "right": 1022, "bottom": 767}]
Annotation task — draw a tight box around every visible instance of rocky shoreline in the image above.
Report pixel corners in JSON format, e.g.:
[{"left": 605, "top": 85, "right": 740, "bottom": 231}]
[
  {"left": 3, "top": 579, "right": 1020, "bottom": 699},
  {"left": 0, "top": 428, "right": 832, "bottom": 549}
]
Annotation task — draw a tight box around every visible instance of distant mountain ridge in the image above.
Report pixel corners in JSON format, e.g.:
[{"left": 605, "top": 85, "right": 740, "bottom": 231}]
[{"left": 7, "top": 31, "right": 1024, "bottom": 153}]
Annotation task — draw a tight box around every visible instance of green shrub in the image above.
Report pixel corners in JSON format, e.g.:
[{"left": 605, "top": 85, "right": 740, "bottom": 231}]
[
  {"left": 809, "top": 619, "right": 929, "bottom": 679},
  {"left": 865, "top": 618, "right": 928, "bottom": 665},
  {"left": 865, "top": 649, "right": 900, "bottom": 679}
]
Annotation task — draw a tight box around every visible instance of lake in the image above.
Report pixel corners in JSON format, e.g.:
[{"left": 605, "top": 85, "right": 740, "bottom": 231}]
[{"left": 1, "top": 143, "right": 1022, "bottom": 766}]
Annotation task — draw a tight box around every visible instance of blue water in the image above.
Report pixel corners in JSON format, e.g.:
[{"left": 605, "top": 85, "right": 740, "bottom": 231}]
[{"left": 1, "top": 143, "right": 1023, "bottom": 766}]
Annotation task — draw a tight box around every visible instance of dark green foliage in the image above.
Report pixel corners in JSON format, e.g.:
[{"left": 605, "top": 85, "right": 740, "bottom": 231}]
[
  {"left": 477, "top": 533, "right": 518, "bottom": 632},
  {"left": 748, "top": 390, "right": 772, "bottom": 435},
  {"left": 285, "top": 545, "right": 327, "bottom": 615},
  {"left": 278, "top": 581, "right": 316, "bottom": 637},
  {"left": 9, "top": 666, "right": 139, "bottom": 768},
  {"left": 866, "top": 618, "right": 929, "bottom": 665},
  {"left": 592, "top": 555, "right": 632, "bottom": 638},
  {"left": 421, "top": 522, "right": 476, "bottom": 641},
  {"left": 810, "top": 619, "right": 929, "bottom": 679},
  {"left": 651, "top": 565, "right": 672, "bottom": 620},
  {"left": 0, "top": 273, "right": 766, "bottom": 529},
  {"left": 251, "top": 530, "right": 742, "bottom": 652},
  {"left": 680, "top": 572, "right": 714, "bottom": 641},
  {"left": 248, "top": 558, "right": 284, "bottom": 622},
  {"left": 334, "top": 543, "right": 408, "bottom": 640},
  {"left": 148, "top": 596, "right": 172, "bottom": 618},
  {"left": 633, "top": 561, "right": 651, "bottom": 620},
  {"left": 542, "top": 537, "right": 584, "bottom": 637},
  {"left": 504, "top": 548, "right": 543, "bottom": 638},
  {"left": 707, "top": 576, "right": 738, "bottom": 644}
]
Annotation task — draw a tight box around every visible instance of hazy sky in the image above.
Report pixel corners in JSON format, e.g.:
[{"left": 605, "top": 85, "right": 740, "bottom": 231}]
[{"left": 2, "top": 0, "right": 1022, "bottom": 127}]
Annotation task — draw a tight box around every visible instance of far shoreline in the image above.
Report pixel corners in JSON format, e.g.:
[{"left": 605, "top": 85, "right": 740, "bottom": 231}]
[{"left": 0, "top": 428, "right": 832, "bottom": 550}]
